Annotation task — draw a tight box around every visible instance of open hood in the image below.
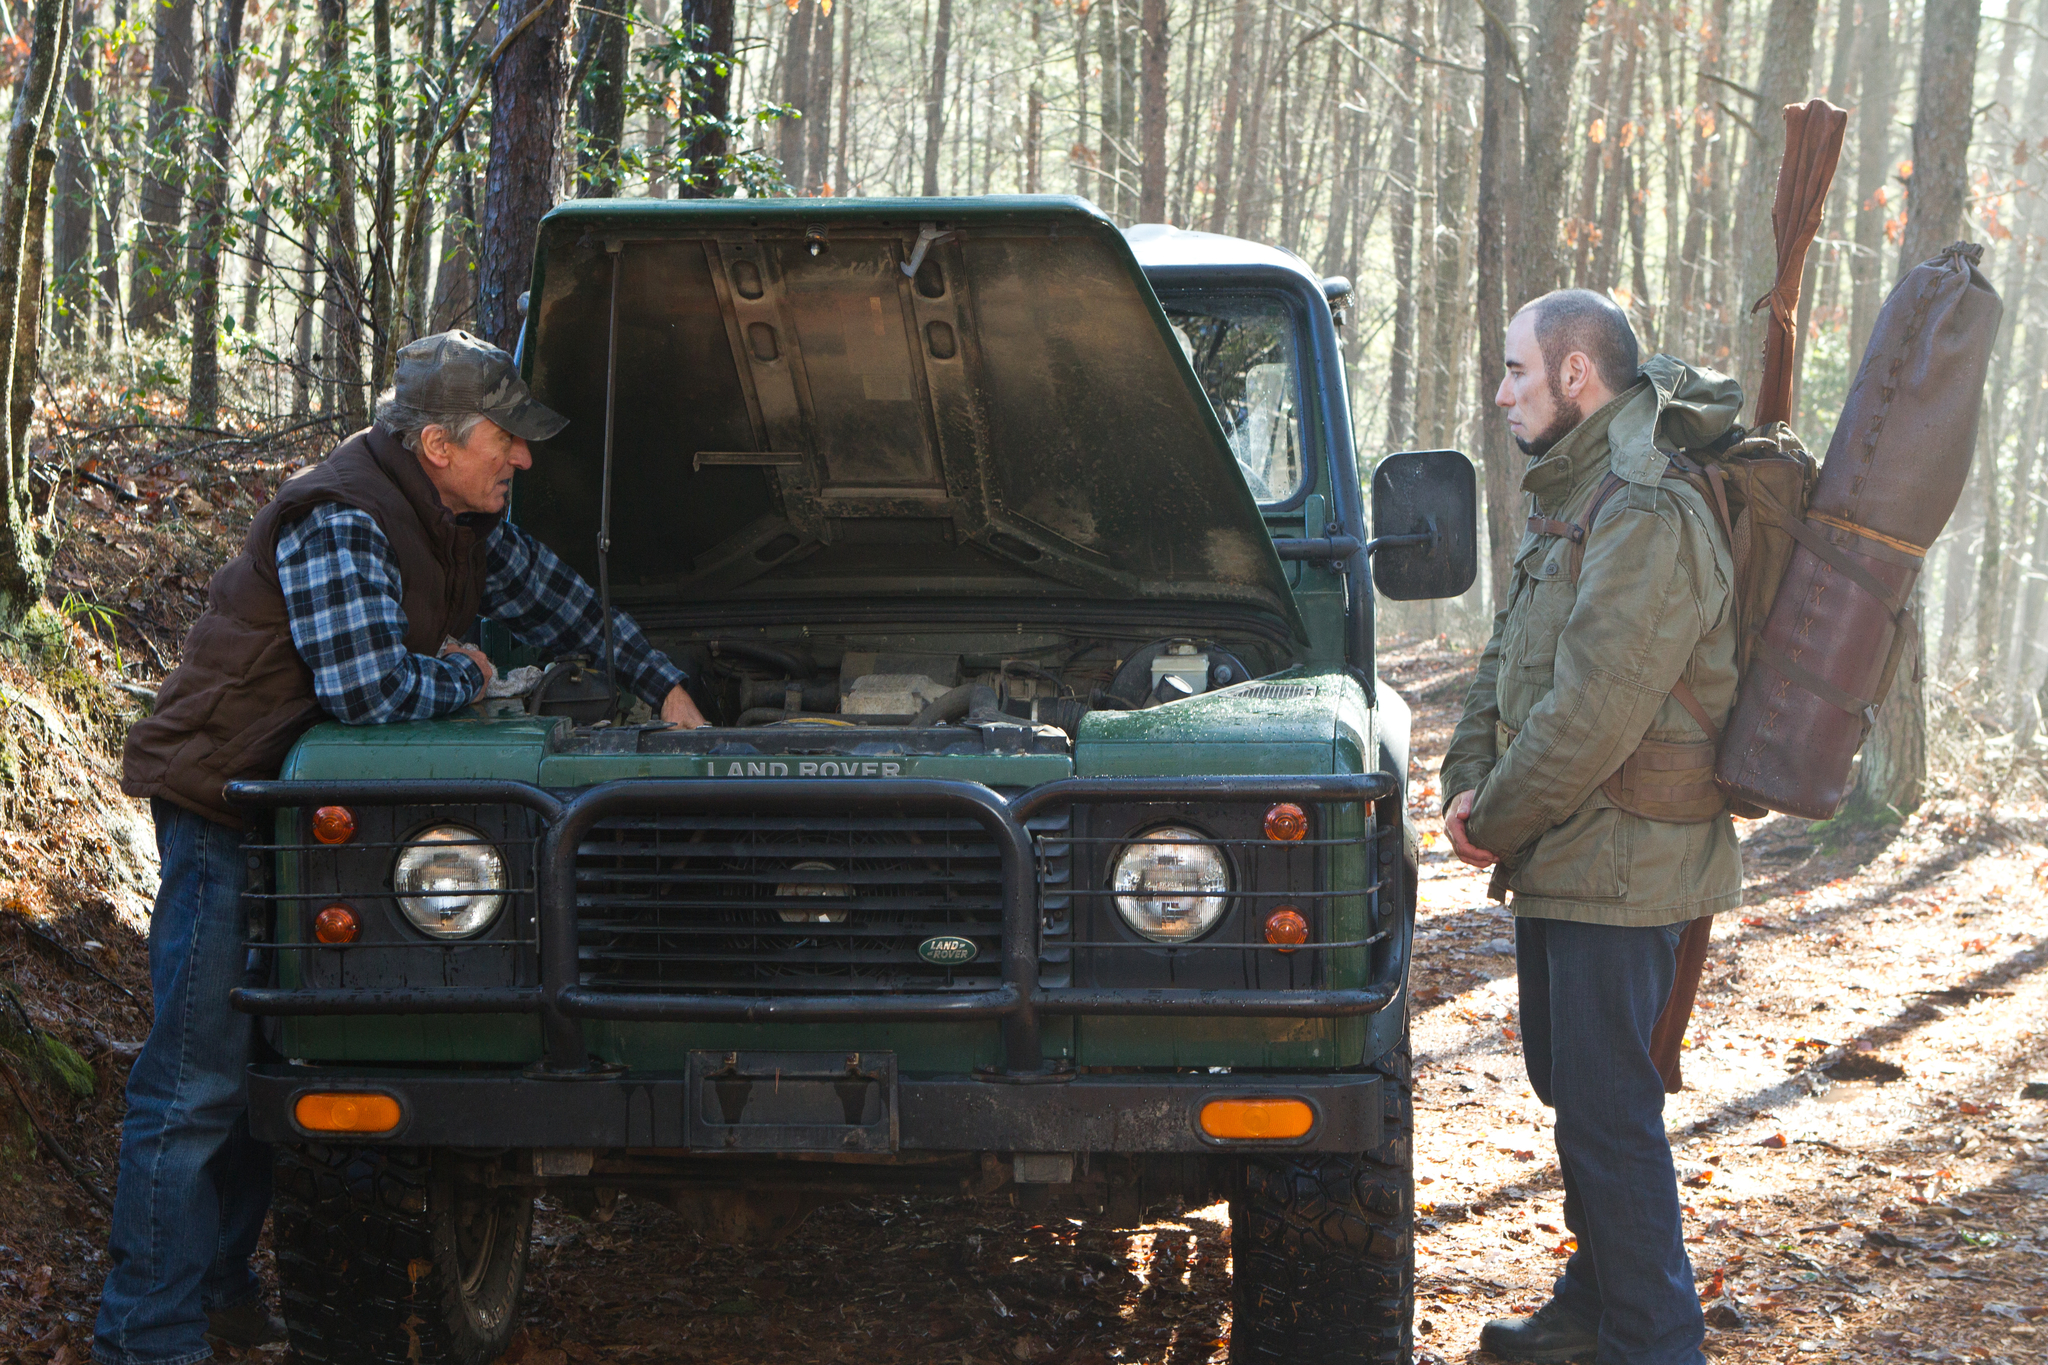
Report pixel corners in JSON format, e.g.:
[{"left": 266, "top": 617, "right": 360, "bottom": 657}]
[{"left": 515, "top": 196, "right": 1302, "bottom": 636}]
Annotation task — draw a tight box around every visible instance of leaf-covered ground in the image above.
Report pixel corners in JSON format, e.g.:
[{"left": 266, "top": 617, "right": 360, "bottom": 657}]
[{"left": 2, "top": 439, "right": 2045, "bottom": 1364}]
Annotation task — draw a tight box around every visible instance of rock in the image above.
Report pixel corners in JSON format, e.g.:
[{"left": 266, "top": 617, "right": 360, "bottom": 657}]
[{"left": 1703, "top": 1302, "right": 1747, "bottom": 1331}]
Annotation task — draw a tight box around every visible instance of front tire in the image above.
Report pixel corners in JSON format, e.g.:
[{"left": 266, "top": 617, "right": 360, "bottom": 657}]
[
  {"left": 272, "top": 1144, "right": 533, "bottom": 1365},
  {"left": 1229, "top": 1029, "right": 1414, "bottom": 1364}
]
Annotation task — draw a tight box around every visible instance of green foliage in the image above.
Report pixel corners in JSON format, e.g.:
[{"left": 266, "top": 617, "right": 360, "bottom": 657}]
[{"left": 591, "top": 16, "right": 794, "bottom": 198}]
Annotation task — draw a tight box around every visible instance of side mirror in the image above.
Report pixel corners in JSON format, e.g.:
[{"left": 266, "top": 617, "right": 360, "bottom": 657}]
[{"left": 1370, "top": 449, "right": 1478, "bottom": 601}]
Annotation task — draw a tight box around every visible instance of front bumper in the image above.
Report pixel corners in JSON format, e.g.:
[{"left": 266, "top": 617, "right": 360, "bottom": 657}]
[
  {"left": 246, "top": 1062, "right": 1383, "bottom": 1154},
  {"left": 227, "top": 771, "right": 1402, "bottom": 1077}
]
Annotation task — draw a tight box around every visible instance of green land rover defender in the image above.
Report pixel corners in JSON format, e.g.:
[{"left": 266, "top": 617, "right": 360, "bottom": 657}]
[{"left": 233, "top": 197, "right": 1477, "bottom": 1365}]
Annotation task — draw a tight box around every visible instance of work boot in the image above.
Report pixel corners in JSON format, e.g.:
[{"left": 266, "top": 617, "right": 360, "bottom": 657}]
[
  {"left": 1478, "top": 1299, "right": 1600, "bottom": 1362},
  {"left": 204, "top": 1299, "right": 288, "bottom": 1349}
]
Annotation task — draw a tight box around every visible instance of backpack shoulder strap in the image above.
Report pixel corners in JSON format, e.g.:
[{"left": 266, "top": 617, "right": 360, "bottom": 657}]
[{"left": 1562, "top": 472, "right": 1630, "bottom": 586}]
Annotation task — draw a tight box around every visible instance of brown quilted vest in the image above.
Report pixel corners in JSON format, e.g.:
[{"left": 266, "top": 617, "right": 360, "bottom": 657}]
[{"left": 122, "top": 426, "right": 494, "bottom": 826}]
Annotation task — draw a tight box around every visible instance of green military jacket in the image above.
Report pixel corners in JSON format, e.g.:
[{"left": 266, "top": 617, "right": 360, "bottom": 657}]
[{"left": 1441, "top": 356, "right": 1744, "bottom": 926}]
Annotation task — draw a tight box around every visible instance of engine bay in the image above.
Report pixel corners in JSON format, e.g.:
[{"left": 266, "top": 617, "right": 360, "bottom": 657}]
[{"left": 522, "top": 626, "right": 1285, "bottom": 746}]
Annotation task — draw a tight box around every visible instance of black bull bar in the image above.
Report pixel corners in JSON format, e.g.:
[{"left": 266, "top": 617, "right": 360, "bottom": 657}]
[{"left": 226, "top": 772, "right": 1401, "bottom": 1077}]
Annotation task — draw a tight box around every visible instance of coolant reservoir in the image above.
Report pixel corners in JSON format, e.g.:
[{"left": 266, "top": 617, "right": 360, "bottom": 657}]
[{"left": 1150, "top": 644, "right": 1210, "bottom": 699}]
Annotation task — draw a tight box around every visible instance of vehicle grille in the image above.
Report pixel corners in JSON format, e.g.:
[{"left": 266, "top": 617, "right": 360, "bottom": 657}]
[{"left": 573, "top": 814, "right": 1005, "bottom": 993}]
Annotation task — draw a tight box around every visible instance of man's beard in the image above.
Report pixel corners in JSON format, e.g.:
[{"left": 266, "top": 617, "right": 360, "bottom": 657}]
[{"left": 1513, "top": 373, "right": 1584, "bottom": 459}]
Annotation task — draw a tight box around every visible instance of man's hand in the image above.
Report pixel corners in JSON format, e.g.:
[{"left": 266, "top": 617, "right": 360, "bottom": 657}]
[
  {"left": 1444, "top": 789, "right": 1498, "bottom": 869},
  {"left": 439, "top": 639, "right": 495, "bottom": 704},
  {"left": 660, "top": 684, "right": 708, "bottom": 729}
]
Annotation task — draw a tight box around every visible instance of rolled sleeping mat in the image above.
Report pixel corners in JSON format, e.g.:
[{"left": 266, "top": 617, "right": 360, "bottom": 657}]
[{"left": 1716, "top": 242, "right": 2002, "bottom": 819}]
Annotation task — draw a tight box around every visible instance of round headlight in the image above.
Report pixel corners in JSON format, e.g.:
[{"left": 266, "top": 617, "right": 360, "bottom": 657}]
[
  {"left": 393, "top": 825, "right": 505, "bottom": 939},
  {"left": 1111, "top": 826, "right": 1230, "bottom": 942}
]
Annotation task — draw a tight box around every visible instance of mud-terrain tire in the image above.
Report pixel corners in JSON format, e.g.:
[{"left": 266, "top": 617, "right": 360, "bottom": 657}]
[
  {"left": 272, "top": 1144, "right": 533, "bottom": 1364},
  {"left": 1229, "top": 1028, "right": 1413, "bottom": 1364}
]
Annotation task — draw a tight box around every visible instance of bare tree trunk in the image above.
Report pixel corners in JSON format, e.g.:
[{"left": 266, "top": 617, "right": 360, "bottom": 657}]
[
  {"left": 478, "top": 0, "right": 568, "bottom": 355},
  {"left": 1138, "top": 0, "right": 1167, "bottom": 222},
  {"left": 1732, "top": 0, "right": 1819, "bottom": 420},
  {"left": 805, "top": 1, "right": 834, "bottom": 194},
  {"left": 399, "top": 0, "right": 434, "bottom": 340},
  {"left": 127, "top": 0, "right": 195, "bottom": 333},
  {"left": 921, "top": 0, "right": 951, "bottom": 196},
  {"left": 1476, "top": 0, "right": 1520, "bottom": 608},
  {"left": 1097, "top": 0, "right": 1121, "bottom": 217},
  {"left": 320, "top": 0, "right": 368, "bottom": 423},
  {"left": 575, "top": 0, "right": 629, "bottom": 196},
  {"left": 1385, "top": 0, "right": 1419, "bottom": 449},
  {"left": 52, "top": 0, "right": 93, "bottom": 349},
  {"left": 187, "top": 0, "right": 246, "bottom": 428},
  {"left": 432, "top": 0, "right": 478, "bottom": 321},
  {"left": 1206, "top": 0, "right": 1250, "bottom": 232},
  {"left": 833, "top": 0, "right": 852, "bottom": 195},
  {"left": 1571, "top": 19, "right": 1614, "bottom": 288},
  {"left": 777, "top": 0, "right": 815, "bottom": 193},
  {"left": 1072, "top": 2, "right": 1091, "bottom": 198},
  {"left": 677, "top": 0, "right": 733, "bottom": 196},
  {"left": 366, "top": 0, "right": 398, "bottom": 394},
  {"left": 1232, "top": 5, "right": 1274, "bottom": 241},
  {"left": 1512, "top": 0, "right": 1588, "bottom": 306},
  {"left": 241, "top": 0, "right": 299, "bottom": 336},
  {"left": 1852, "top": 0, "right": 1983, "bottom": 821},
  {"left": 0, "top": 0, "right": 71, "bottom": 616},
  {"left": 292, "top": 237, "right": 316, "bottom": 416},
  {"left": 1592, "top": 15, "right": 1637, "bottom": 291},
  {"left": 1025, "top": 3, "right": 1044, "bottom": 193},
  {"left": 1847, "top": 0, "right": 1893, "bottom": 366}
]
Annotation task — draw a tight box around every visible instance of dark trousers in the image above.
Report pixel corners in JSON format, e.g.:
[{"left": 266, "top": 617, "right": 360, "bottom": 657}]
[
  {"left": 95, "top": 800, "right": 271, "bottom": 1365},
  {"left": 1516, "top": 915, "right": 1706, "bottom": 1365}
]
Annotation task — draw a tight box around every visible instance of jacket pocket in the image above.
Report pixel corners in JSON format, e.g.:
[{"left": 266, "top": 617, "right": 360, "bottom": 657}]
[{"left": 1512, "top": 803, "right": 1633, "bottom": 902}]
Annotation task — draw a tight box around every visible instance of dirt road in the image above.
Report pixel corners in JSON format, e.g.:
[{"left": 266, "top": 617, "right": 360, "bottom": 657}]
[{"left": 4, "top": 638, "right": 2046, "bottom": 1365}]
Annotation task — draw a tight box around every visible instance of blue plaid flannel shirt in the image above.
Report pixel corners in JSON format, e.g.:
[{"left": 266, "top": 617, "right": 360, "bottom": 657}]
[{"left": 275, "top": 503, "right": 688, "bottom": 725}]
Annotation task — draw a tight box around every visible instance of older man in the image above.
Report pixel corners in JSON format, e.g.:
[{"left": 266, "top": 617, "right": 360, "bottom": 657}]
[
  {"left": 1442, "top": 291, "right": 1742, "bottom": 1365},
  {"left": 98, "top": 331, "right": 701, "bottom": 1365}
]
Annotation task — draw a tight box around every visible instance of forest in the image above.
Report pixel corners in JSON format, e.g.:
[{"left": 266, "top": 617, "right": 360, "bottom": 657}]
[
  {"left": 0, "top": 0, "right": 2029, "bottom": 819},
  {"left": 0, "top": 6, "right": 2041, "bottom": 1365}
]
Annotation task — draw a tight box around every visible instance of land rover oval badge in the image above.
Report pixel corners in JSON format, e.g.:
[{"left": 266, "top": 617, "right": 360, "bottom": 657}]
[{"left": 918, "top": 935, "right": 977, "bottom": 966}]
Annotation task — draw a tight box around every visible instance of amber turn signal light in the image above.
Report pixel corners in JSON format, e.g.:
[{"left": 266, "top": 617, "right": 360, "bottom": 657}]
[
  {"left": 1263, "top": 802, "right": 1308, "bottom": 841},
  {"left": 312, "top": 806, "right": 357, "bottom": 845},
  {"left": 313, "top": 904, "right": 361, "bottom": 944},
  {"left": 294, "top": 1092, "right": 401, "bottom": 1134},
  {"left": 1199, "top": 1098, "right": 1315, "bottom": 1140},
  {"left": 1264, "top": 906, "right": 1308, "bottom": 951}
]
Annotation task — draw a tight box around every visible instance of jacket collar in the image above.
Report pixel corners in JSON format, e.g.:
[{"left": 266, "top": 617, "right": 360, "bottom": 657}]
[
  {"left": 363, "top": 425, "right": 503, "bottom": 547},
  {"left": 1520, "top": 383, "right": 1641, "bottom": 512}
]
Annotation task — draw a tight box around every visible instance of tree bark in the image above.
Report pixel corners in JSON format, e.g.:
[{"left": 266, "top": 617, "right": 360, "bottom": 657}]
[
  {"left": 51, "top": 0, "right": 93, "bottom": 349},
  {"left": 575, "top": 0, "right": 629, "bottom": 196},
  {"left": 319, "top": 0, "right": 368, "bottom": 422},
  {"left": 0, "top": 0, "right": 71, "bottom": 617},
  {"left": 1026, "top": 3, "right": 1044, "bottom": 193},
  {"left": 1847, "top": 0, "right": 1892, "bottom": 366},
  {"left": 833, "top": 0, "right": 852, "bottom": 195},
  {"left": 1571, "top": 19, "right": 1615, "bottom": 288},
  {"left": 1851, "top": 0, "right": 1983, "bottom": 821},
  {"left": 478, "top": 0, "right": 568, "bottom": 355},
  {"left": 368, "top": 0, "right": 398, "bottom": 393},
  {"left": 804, "top": 0, "right": 834, "bottom": 194},
  {"left": 922, "top": 0, "right": 951, "bottom": 196},
  {"left": 1138, "top": 0, "right": 1167, "bottom": 222},
  {"left": 1731, "top": 0, "right": 1819, "bottom": 421},
  {"left": 127, "top": 0, "right": 195, "bottom": 333},
  {"left": 1385, "top": 0, "right": 1419, "bottom": 449},
  {"left": 776, "top": 0, "right": 815, "bottom": 193},
  {"left": 241, "top": 0, "right": 300, "bottom": 337},
  {"left": 1097, "top": 0, "right": 1121, "bottom": 217},
  {"left": 1206, "top": 0, "right": 1250, "bottom": 232},
  {"left": 1512, "top": 0, "right": 1588, "bottom": 307},
  {"left": 186, "top": 0, "right": 246, "bottom": 428},
  {"left": 432, "top": 0, "right": 478, "bottom": 322},
  {"left": 676, "top": 0, "right": 734, "bottom": 197},
  {"left": 1476, "top": 0, "right": 1520, "bottom": 609}
]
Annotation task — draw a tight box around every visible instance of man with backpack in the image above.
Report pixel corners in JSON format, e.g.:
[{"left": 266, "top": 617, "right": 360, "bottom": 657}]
[{"left": 1442, "top": 289, "right": 1740, "bottom": 1365}]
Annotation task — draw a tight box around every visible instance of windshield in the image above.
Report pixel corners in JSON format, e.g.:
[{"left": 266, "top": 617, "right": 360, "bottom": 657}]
[{"left": 1162, "top": 294, "right": 1306, "bottom": 503}]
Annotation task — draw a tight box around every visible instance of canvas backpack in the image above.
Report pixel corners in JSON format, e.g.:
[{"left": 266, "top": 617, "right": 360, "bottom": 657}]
[{"left": 1538, "top": 421, "right": 1819, "bottom": 821}]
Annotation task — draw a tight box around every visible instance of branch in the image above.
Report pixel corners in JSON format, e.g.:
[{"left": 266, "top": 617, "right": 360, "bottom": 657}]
[{"left": 1699, "top": 70, "right": 1762, "bottom": 102}]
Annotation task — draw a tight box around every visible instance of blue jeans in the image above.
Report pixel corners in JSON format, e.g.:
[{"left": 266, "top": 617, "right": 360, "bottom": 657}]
[
  {"left": 95, "top": 800, "right": 271, "bottom": 1365},
  {"left": 1516, "top": 916, "right": 1706, "bottom": 1365}
]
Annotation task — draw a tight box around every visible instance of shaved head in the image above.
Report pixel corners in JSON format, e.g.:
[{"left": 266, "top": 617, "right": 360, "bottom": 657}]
[{"left": 1514, "top": 289, "right": 1641, "bottom": 396}]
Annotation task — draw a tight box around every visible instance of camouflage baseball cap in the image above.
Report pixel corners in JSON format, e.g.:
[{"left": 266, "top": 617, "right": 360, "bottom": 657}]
[{"left": 393, "top": 330, "right": 567, "bottom": 442}]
